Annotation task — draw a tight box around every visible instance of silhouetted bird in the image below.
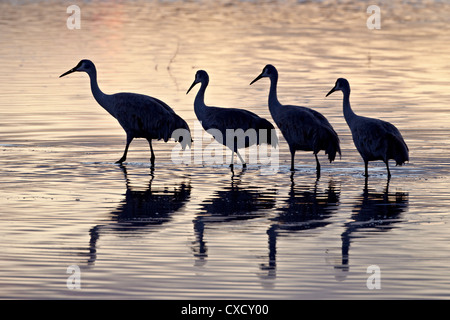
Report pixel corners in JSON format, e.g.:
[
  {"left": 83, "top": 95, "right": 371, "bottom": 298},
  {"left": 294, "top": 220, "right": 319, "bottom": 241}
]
[
  {"left": 251, "top": 64, "right": 340, "bottom": 177},
  {"left": 187, "top": 70, "right": 277, "bottom": 168},
  {"left": 60, "top": 59, "right": 191, "bottom": 167},
  {"left": 326, "top": 78, "right": 408, "bottom": 178}
]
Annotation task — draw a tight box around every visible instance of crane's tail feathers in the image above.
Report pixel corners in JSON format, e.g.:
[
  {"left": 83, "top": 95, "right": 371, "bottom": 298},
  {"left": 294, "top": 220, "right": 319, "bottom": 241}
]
[
  {"left": 387, "top": 133, "right": 409, "bottom": 166},
  {"left": 319, "top": 127, "right": 341, "bottom": 163},
  {"left": 171, "top": 117, "right": 192, "bottom": 150}
]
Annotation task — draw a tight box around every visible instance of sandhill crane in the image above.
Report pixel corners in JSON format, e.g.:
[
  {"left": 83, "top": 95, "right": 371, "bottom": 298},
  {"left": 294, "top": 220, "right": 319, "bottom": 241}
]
[
  {"left": 250, "top": 64, "right": 341, "bottom": 177},
  {"left": 60, "top": 59, "right": 191, "bottom": 167},
  {"left": 326, "top": 78, "right": 409, "bottom": 178},
  {"left": 186, "top": 70, "right": 277, "bottom": 169}
]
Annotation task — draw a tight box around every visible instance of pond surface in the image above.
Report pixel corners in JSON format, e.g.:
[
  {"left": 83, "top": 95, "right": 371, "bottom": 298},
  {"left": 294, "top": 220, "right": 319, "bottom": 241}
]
[{"left": 1, "top": 0, "right": 450, "bottom": 299}]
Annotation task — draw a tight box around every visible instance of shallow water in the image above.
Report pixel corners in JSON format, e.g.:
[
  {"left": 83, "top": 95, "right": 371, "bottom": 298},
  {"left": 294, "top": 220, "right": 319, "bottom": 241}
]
[{"left": 1, "top": 0, "right": 450, "bottom": 299}]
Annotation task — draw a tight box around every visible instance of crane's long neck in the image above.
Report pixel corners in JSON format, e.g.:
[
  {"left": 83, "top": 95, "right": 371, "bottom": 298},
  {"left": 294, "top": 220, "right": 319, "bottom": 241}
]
[
  {"left": 268, "top": 73, "right": 282, "bottom": 115},
  {"left": 87, "top": 68, "right": 114, "bottom": 116},
  {"left": 194, "top": 80, "right": 209, "bottom": 118},
  {"left": 342, "top": 87, "right": 357, "bottom": 127}
]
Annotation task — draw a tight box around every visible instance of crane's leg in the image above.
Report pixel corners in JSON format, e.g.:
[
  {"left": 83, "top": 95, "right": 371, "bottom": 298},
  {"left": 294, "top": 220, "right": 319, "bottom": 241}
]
[
  {"left": 148, "top": 139, "right": 155, "bottom": 168},
  {"left": 229, "top": 151, "right": 234, "bottom": 170},
  {"left": 116, "top": 135, "right": 133, "bottom": 164},
  {"left": 364, "top": 160, "right": 369, "bottom": 177},
  {"left": 314, "top": 153, "right": 321, "bottom": 179},
  {"left": 290, "top": 149, "right": 296, "bottom": 171},
  {"left": 236, "top": 150, "right": 247, "bottom": 168},
  {"left": 385, "top": 160, "right": 391, "bottom": 179}
]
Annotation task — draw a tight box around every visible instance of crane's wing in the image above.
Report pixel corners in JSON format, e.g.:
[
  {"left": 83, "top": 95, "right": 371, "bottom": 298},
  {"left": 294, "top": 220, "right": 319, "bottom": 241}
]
[
  {"left": 272, "top": 105, "right": 340, "bottom": 160},
  {"left": 351, "top": 116, "right": 407, "bottom": 163},
  {"left": 200, "top": 107, "right": 277, "bottom": 147},
  {"left": 112, "top": 93, "right": 191, "bottom": 146},
  {"left": 273, "top": 106, "right": 320, "bottom": 149}
]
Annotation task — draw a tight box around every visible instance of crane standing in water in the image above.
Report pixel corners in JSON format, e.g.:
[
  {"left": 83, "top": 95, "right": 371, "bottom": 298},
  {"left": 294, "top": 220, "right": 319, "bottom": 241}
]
[
  {"left": 60, "top": 60, "right": 191, "bottom": 167},
  {"left": 326, "top": 78, "right": 409, "bottom": 178},
  {"left": 187, "top": 70, "right": 277, "bottom": 169},
  {"left": 250, "top": 64, "right": 341, "bottom": 177}
]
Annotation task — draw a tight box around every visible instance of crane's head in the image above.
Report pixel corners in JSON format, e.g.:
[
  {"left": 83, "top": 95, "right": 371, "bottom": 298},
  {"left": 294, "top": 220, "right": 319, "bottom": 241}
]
[
  {"left": 250, "top": 64, "right": 277, "bottom": 85},
  {"left": 60, "top": 59, "right": 95, "bottom": 78},
  {"left": 186, "top": 70, "right": 209, "bottom": 94},
  {"left": 326, "top": 78, "right": 350, "bottom": 97}
]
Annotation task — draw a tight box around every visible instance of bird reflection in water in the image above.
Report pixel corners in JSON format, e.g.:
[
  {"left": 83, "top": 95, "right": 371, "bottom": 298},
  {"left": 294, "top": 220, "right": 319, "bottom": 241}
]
[
  {"left": 259, "top": 173, "right": 340, "bottom": 283},
  {"left": 192, "top": 169, "right": 277, "bottom": 266},
  {"left": 87, "top": 165, "right": 191, "bottom": 265},
  {"left": 331, "top": 178, "right": 408, "bottom": 281}
]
